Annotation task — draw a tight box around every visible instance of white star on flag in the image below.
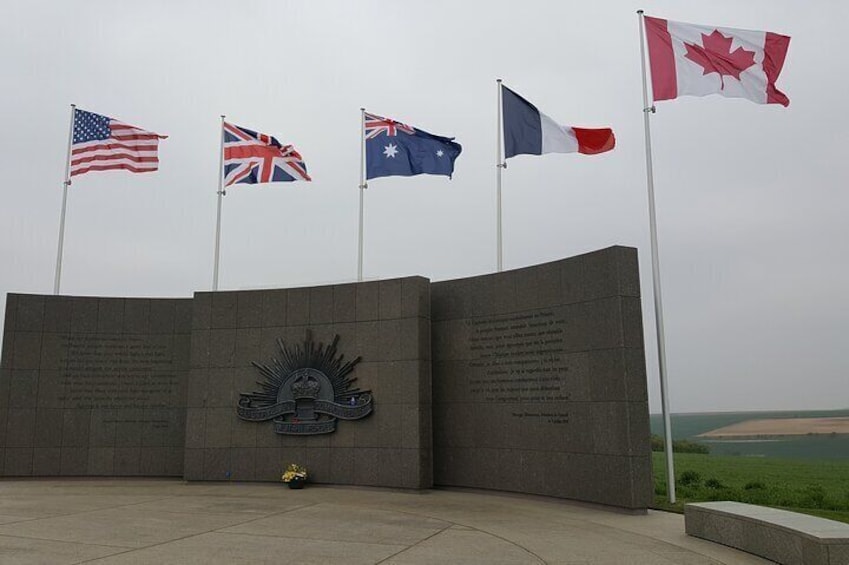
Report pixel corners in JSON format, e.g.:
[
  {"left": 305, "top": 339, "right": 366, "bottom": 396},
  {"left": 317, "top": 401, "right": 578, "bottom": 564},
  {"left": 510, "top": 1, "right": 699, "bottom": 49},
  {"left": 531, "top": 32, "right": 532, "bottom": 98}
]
[
  {"left": 436, "top": 149, "right": 444, "bottom": 157},
  {"left": 383, "top": 143, "right": 398, "bottom": 158}
]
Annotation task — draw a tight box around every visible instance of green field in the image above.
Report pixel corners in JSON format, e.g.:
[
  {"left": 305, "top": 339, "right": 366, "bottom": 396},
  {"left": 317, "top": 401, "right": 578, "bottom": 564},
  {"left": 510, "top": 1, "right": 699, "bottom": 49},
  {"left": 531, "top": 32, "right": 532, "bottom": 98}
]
[{"left": 652, "top": 452, "right": 849, "bottom": 523}]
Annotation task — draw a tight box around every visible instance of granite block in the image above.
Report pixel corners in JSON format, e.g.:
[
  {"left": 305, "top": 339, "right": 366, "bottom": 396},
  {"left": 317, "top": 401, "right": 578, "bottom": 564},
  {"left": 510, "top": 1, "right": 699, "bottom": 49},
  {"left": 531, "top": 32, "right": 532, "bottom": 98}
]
[
  {"left": 123, "top": 300, "right": 151, "bottom": 334},
  {"left": 378, "top": 279, "right": 402, "bottom": 320},
  {"left": 70, "top": 297, "right": 98, "bottom": 333},
  {"left": 174, "top": 299, "right": 193, "bottom": 333},
  {"left": 114, "top": 409, "right": 143, "bottom": 446},
  {"left": 150, "top": 299, "right": 177, "bottom": 334},
  {"left": 378, "top": 320, "right": 402, "bottom": 361},
  {"left": 236, "top": 291, "right": 263, "bottom": 328},
  {"left": 39, "top": 333, "right": 69, "bottom": 371},
  {"left": 4, "top": 294, "right": 18, "bottom": 332},
  {"left": 0, "top": 369, "right": 9, "bottom": 407},
  {"left": 615, "top": 246, "right": 641, "bottom": 297},
  {"left": 43, "top": 296, "right": 72, "bottom": 333},
  {"left": 588, "top": 349, "right": 627, "bottom": 401},
  {"left": 309, "top": 286, "right": 334, "bottom": 324},
  {"left": 261, "top": 289, "right": 287, "bottom": 327},
  {"left": 34, "top": 408, "right": 63, "bottom": 447},
  {"left": 624, "top": 347, "right": 648, "bottom": 402},
  {"left": 333, "top": 284, "right": 356, "bottom": 323},
  {"left": 89, "top": 410, "right": 118, "bottom": 446},
  {"left": 7, "top": 408, "right": 36, "bottom": 447},
  {"left": 12, "top": 332, "right": 41, "bottom": 370},
  {"left": 88, "top": 447, "right": 114, "bottom": 475},
  {"left": 9, "top": 369, "right": 39, "bottom": 404},
  {"left": 114, "top": 447, "right": 141, "bottom": 475},
  {"left": 97, "top": 298, "right": 124, "bottom": 333},
  {"left": 254, "top": 447, "right": 283, "bottom": 481},
  {"left": 401, "top": 277, "right": 429, "bottom": 319},
  {"left": 173, "top": 333, "right": 191, "bottom": 370},
  {"left": 211, "top": 291, "right": 237, "bottom": 329},
  {"left": 621, "top": 296, "right": 645, "bottom": 349},
  {"left": 206, "top": 368, "right": 234, "bottom": 407},
  {"left": 204, "top": 407, "right": 233, "bottom": 447},
  {"left": 190, "top": 330, "right": 210, "bottom": 368},
  {"left": 5, "top": 447, "right": 33, "bottom": 475},
  {"left": 1, "top": 330, "right": 13, "bottom": 370},
  {"left": 183, "top": 448, "right": 204, "bottom": 480},
  {"left": 191, "top": 292, "right": 212, "bottom": 330},
  {"left": 234, "top": 328, "right": 261, "bottom": 367},
  {"left": 15, "top": 295, "right": 45, "bottom": 332},
  {"left": 60, "top": 447, "right": 88, "bottom": 475},
  {"left": 33, "top": 447, "right": 61, "bottom": 475},
  {"left": 287, "top": 287, "right": 310, "bottom": 326},
  {"left": 356, "top": 281, "right": 379, "bottom": 321},
  {"left": 209, "top": 329, "right": 235, "bottom": 368},
  {"left": 62, "top": 409, "right": 91, "bottom": 447},
  {"left": 203, "top": 448, "right": 231, "bottom": 480},
  {"left": 229, "top": 447, "right": 256, "bottom": 480}
]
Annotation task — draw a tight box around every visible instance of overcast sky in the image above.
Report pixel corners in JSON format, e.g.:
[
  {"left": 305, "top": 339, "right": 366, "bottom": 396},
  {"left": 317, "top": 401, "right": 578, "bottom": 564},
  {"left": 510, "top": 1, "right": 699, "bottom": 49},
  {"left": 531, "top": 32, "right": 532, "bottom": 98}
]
[{"left": 1, "top": 1, "right": 846, "bottom": 414}]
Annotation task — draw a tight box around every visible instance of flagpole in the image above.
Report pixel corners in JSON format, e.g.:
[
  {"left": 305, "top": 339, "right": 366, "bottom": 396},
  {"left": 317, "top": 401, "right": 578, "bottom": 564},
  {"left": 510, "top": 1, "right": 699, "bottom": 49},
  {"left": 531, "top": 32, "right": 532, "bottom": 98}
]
[
  {"left": 638, "top": 9, "right": 676, "bottom": 504},
  {"left": 496, "top": 79, "right": 504, "bottom": 272},
  {"left": 53, "top": 104, "right": 76, "bottom": 295},
  {"left": 357, "top": 107, "right": 366, "bottom": 282},
  {"left": 212, "top": 114, "right": 226, "bottom": 291}
]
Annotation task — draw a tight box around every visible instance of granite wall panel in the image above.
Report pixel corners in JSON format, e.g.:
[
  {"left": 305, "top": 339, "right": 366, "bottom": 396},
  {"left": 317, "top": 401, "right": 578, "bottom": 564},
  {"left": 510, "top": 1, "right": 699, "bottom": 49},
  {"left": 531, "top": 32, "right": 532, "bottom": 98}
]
[
  {"left": 184, "top": 276, "right": 432, "bottom": 489},
  {"left": 0, "top": 295, "right": 191, "bottom": 477},
  {"left": 431, "top": 246, "right": 652, "bottom": 510}
]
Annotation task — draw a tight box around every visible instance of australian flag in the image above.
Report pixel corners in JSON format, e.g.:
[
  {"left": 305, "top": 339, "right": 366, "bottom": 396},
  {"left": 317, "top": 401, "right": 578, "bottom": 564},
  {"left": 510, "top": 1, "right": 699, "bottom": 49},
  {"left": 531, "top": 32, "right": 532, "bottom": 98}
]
[{"left": 364, "top": 112, "right": 462, "bottom": 181}]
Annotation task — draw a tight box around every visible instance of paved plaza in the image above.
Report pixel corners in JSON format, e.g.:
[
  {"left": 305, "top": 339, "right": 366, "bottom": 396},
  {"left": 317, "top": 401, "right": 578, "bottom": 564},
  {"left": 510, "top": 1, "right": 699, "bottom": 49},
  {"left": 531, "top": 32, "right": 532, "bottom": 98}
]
[{"left": 0, "top": 479, "right": 769, "bottom": 564}]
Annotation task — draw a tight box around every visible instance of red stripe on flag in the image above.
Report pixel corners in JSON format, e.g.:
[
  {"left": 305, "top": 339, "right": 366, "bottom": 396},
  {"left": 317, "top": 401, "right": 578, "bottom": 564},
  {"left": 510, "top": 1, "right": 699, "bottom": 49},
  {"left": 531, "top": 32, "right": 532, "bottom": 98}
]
[
  {"left": 71, "top": 154, "right": 159, "bottom": 166},
  {"left": 72, "top": 143, "right": 159, "bottom": 155},
  {"left": 643, "top": 16, "right": 678, "bottom": 102},
  {"left": 573, "top": 128, "right": 615, "bottom": 155},
  {"left": 764, "top": 32, "right": 791, "bottom": 107},
  {"left": 70, "top": 164, "right": 158, "bottom": 177}
]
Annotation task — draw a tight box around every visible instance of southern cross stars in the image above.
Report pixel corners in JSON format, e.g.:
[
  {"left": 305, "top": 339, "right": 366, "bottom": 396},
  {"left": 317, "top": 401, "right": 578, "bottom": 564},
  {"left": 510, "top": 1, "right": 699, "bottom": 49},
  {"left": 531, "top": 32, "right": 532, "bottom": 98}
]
[
  {"left": 436, "top": 149, "right": 444, "bottom": 157},
  {"left": 383, "top": 143, "right": 398, "bottom": 158}
]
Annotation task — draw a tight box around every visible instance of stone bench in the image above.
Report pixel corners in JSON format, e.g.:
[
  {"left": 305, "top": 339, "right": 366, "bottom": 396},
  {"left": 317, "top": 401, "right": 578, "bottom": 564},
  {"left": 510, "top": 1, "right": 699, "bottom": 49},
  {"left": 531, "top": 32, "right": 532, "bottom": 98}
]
[{"left": 685, "top": 501, "right": 849, "bottom": 565}]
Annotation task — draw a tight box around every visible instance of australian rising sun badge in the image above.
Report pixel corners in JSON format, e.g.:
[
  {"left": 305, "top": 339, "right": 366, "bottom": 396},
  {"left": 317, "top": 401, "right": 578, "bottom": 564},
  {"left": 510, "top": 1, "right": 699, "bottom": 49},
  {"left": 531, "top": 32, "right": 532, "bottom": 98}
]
[{"left": 237, "top": 331, "right": 373, "bottom": 435}]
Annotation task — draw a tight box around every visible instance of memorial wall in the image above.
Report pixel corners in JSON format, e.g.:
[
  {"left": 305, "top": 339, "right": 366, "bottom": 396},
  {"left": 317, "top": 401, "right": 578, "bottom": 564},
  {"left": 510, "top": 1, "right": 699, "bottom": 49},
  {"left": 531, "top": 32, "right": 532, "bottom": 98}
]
[
  {"left": 0, "top": 247, "right": 651, "bottom": 509},
  {"left": 0, "top": 295, "right": 191, "bottom": 476},
  {"left": 431, "top": 246, "right": 652, "bottom": 509},
  {"left": 184, "top": 277, "right": 432, "bottom": 488}
]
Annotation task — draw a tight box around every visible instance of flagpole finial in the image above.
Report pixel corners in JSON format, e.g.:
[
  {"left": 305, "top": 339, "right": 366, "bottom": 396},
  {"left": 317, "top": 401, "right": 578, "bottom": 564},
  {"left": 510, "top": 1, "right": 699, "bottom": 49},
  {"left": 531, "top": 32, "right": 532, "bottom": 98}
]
[
  {"left": 637, "top": 9, "right": 644, "bottom": 14},
  {"left": 496, "top": 78, "right": 502, "bottom": 83},
  {"left": 360, "top": 107, "right": 365, "bottom": 111}
]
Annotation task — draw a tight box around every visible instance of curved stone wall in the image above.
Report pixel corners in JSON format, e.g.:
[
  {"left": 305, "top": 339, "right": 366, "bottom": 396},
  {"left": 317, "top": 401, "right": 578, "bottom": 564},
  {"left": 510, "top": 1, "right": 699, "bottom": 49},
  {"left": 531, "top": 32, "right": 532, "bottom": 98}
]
[
  {"left": 0, "top": 247, "right": 650, "bottom": 509},
  {"left": 431, "top": 246, "right": 652, "bottom": 509}
]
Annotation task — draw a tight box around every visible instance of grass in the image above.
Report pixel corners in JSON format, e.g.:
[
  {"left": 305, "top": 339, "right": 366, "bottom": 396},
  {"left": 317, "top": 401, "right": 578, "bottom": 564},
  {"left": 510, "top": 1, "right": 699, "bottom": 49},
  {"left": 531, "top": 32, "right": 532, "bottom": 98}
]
[{"left": 652, "top": 452, "right": 849, "bottom": 524}]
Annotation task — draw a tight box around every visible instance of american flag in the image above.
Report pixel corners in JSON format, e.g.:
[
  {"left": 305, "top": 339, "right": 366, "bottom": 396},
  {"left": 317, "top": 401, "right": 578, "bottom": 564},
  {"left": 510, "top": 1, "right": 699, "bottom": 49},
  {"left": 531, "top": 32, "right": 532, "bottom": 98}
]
[
  {"left": 364, "top": 112, "right": 415, "bottom": 140},
  {"left": 70, "top": 109, "right": 166, "bottom": 177},
  {"left": 223, "top": 122, "right": 311, "bottom": 186}
]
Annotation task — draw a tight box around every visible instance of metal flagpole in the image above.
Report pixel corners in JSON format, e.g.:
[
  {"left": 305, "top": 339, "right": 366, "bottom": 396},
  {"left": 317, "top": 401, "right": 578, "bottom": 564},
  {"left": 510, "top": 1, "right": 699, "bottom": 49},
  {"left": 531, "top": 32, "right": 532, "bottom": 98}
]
[
  {"left": 357, "top": 108, "right": 366, "bottom": 282},
  {"left": 496, "top": 79, "right": 505, "bottom": 272},
  {"left": 54, "top": 103, "right": 76, "bottom": 295},
  {"left": 638, "top": 9, "right": 676, "bottom": 504},
  {"left": 212, "top": 114, "right": 226, "bottom": 291}
]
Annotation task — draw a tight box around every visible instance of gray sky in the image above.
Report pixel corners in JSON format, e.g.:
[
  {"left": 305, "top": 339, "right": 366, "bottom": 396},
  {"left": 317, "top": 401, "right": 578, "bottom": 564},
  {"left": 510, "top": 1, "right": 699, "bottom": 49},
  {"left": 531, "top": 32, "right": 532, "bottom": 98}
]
[{"left": 1, "top": 1, "right": 847, "bottom": 414}]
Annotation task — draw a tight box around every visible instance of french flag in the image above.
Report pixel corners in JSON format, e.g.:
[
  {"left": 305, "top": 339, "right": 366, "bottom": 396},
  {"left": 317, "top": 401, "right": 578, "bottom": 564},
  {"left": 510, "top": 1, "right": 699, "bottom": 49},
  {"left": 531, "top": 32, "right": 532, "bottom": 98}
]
[{"left": 501, "top": 84, "right": 615, "bottom": 159}]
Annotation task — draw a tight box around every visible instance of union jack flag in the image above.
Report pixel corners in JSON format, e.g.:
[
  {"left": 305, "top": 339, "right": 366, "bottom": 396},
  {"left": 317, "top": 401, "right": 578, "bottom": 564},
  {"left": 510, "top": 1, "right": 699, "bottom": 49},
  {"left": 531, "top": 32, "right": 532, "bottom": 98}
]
[
  {"left": 364, "top": 112, "right": 415, "bottom": 140},
  {"left": 222, "top": 122, "right": 311, "bottom": 187}
]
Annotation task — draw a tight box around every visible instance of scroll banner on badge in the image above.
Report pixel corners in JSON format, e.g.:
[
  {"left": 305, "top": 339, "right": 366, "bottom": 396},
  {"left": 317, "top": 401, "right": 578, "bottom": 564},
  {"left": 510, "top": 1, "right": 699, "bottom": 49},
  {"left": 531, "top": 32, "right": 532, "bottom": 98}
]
[{"left": 237, "top": 397, "right": 373, "bottom": 422}]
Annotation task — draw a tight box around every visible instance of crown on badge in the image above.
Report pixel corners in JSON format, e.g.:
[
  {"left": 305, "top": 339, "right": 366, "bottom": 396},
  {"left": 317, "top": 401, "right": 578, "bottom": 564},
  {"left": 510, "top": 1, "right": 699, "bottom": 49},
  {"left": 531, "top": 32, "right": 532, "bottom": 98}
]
[{"left": 291, "top": 373, "right": 321, "bottom": 399}]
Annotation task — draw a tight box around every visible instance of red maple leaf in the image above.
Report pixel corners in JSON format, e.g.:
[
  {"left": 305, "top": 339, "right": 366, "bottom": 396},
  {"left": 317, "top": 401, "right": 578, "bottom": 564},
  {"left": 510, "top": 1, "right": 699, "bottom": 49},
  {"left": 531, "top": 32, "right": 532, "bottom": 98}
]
[{"left": 684, "top": 30, "right": 757, "bottom": 90}]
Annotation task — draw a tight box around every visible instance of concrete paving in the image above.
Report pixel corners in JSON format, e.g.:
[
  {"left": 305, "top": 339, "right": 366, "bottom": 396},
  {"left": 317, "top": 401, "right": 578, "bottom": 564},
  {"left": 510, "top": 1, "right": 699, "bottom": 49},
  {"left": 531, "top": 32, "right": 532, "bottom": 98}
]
[{"left": 0, "top": 479, "right": 770, "bottom": 564}]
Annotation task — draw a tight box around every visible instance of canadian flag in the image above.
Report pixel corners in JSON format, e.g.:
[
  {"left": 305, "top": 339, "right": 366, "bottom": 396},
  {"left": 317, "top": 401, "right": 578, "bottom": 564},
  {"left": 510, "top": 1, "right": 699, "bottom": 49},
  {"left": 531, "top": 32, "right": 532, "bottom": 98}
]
[{"left": 644, "top": 16, "right": 791, "bottom": 107}]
